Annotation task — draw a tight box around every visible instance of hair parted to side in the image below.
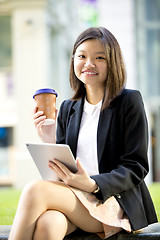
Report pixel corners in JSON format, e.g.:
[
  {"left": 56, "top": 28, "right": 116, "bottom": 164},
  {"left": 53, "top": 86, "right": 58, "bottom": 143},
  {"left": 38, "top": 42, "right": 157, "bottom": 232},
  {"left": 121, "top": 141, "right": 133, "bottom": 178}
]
[{"left": 69, "top": 27, "right": 126, "bottom": 110}]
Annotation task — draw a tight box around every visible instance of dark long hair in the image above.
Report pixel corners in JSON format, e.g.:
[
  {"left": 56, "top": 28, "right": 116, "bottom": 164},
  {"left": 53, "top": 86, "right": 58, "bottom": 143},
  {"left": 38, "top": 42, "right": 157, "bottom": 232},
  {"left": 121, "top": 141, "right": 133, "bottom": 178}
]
[{"left": 69, "top": 27, "right": 126, "bottom": 109}]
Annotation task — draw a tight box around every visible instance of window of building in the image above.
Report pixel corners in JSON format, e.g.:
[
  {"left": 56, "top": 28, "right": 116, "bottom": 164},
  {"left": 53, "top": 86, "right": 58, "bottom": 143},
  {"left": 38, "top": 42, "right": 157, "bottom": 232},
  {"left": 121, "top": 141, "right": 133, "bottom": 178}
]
[
  {"left": 0, "top": 127, "right": 14, "bottom": 185},
  {"left": 0, "top": 15, "right": 13, "bottom": 97},
  {"left": 0, "top": 15, "right": 12, "bottom": 69},
  {"left": 136, "top": 0, "right": 160, "bottom": 181},
  {"left": 136, "top": 0, "right": 160, "bottom": 98},
  {"left": 0, "top": 15, "right": 15, "bottom": 185}
]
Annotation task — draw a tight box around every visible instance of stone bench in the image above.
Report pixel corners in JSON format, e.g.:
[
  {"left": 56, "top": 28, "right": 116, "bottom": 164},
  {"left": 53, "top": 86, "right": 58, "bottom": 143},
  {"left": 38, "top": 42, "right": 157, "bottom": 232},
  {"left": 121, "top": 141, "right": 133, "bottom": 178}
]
[{"left": 0, "top": 223, "right": 160, "bottom": 240}]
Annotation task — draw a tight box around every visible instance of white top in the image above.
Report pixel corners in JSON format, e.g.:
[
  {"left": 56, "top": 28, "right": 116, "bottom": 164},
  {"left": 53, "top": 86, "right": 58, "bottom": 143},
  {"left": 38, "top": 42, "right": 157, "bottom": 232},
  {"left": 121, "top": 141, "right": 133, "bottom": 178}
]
[{"left": 76, "top": 98, "right": 102, "bottom": 176}]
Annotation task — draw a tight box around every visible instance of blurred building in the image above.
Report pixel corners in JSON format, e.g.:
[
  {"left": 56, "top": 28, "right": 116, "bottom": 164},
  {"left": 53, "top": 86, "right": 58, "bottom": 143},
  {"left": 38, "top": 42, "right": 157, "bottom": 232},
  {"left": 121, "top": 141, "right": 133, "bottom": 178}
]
[
  {"left": 0, "top": 0, "right": 80, "bottom": 187},
  {"left": 0, "top": 0, "right": 159, "bottom": 188}
]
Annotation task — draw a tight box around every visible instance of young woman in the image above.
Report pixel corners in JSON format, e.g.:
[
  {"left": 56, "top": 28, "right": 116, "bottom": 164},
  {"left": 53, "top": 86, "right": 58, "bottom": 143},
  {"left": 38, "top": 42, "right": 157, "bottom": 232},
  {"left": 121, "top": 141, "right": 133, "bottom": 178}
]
[{"left": 9, "top": 27, "right": 157, "bottom": 240}]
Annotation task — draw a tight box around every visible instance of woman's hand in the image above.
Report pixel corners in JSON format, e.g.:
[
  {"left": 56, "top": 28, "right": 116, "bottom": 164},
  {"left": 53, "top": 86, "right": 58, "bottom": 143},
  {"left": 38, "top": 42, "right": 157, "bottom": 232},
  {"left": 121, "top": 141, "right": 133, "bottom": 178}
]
[
  {"left": 49, "top": 158, "right": 98, "bottom": 192},
  {"left": 33, "top": 106, "right": 57, "bottom": 143}
]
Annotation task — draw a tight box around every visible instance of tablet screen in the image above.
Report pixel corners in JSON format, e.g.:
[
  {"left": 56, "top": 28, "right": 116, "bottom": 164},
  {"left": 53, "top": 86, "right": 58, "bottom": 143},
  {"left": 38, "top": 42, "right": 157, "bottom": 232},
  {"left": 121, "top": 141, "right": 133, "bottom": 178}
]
[{"left": 26, "top": 142, "right": 77, "bottom": 181}]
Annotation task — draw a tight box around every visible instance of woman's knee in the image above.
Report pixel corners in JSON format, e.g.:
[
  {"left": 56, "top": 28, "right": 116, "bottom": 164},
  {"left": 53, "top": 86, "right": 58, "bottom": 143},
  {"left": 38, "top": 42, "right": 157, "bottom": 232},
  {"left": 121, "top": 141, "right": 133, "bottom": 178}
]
[
  {"left": 20, "top": 180, "right": 47, "bottom": 208},
  {"left": 33, "top": 210, "right": 69, "bottom": 240}
]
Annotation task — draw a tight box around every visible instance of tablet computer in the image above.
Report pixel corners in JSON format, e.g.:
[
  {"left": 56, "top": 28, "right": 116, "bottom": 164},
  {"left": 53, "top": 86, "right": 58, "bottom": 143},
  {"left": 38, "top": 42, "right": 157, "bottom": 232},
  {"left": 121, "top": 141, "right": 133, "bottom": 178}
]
[{"left": 26, "top": 142, "right": 77, "bottom": 181}]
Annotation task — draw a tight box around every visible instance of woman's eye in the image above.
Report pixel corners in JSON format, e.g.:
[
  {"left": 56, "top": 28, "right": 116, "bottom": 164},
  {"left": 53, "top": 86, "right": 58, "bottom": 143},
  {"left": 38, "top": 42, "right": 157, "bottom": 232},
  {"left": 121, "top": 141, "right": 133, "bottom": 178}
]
[
  {"left": 96, "top": 56, "right": 106, "bottom": 60},
  {"left": 77, "top": 55, "right": 85, "bottom": 59}
]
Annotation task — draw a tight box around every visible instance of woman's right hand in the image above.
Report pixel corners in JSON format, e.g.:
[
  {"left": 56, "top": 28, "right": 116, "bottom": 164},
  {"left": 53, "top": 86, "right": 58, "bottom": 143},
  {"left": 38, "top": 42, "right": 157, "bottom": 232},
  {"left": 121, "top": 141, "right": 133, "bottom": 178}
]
[{"left": 33, "top": 106, "right": 57, "bottom": 143}]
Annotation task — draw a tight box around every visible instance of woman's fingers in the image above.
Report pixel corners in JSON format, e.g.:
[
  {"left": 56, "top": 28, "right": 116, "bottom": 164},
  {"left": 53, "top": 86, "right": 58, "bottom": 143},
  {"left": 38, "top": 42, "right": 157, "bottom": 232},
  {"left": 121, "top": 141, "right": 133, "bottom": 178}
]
[
  {"left": 49, "top": 160, "right": 71, "bottom": 175},
  {"left": 49, "top": 160, "right": 70, "bottom": 181},
  {"left": 33, "top": 111, "right": 46, "bottom": 126},
  {"left": 76, "top": 158, "right": 85, "bottom": 173},
  {"left": 36, "top": 118, "right": 46, "bottom": 129},
  {"left": 33, "top": 110, "right": 44, "bottom": 120},
  {"left": 33, "top": 109, "right": 58, "bottom": 128},
  {"left": 34, "top": 115, "right": 46, "bottom": 126},
  {"left": 33, "top": 106, "right": 38, "bottom": 114},
  {"left": 76, "top": 158, "right": 90, "bottom": 178},
  {"left": 55, "top": 109, "right": 58, "bottom": 119},
  {"left": 49, "top": 159, "right": 96, "bottom": 192}
]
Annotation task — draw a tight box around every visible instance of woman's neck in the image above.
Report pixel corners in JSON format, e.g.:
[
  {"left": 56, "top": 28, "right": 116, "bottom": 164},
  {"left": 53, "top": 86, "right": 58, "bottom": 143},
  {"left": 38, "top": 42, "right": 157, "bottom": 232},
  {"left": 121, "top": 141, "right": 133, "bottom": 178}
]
[{"left": 85, "top": 86, "right": 104, "bottom": 105}]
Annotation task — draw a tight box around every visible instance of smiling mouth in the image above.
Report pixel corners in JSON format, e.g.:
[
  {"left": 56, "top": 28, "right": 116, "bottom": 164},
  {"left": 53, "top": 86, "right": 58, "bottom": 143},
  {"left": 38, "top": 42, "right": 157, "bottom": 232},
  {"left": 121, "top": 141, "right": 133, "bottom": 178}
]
[{"left": 82, "top": 71, "right": 98, "bottom": 75}]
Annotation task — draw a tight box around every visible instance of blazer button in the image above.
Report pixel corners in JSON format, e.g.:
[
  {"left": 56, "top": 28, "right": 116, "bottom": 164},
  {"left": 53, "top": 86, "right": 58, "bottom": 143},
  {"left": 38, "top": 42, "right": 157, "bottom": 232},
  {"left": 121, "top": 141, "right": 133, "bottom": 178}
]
[{"left": 116, "top": 194, "right": 121, "bottom": 199}]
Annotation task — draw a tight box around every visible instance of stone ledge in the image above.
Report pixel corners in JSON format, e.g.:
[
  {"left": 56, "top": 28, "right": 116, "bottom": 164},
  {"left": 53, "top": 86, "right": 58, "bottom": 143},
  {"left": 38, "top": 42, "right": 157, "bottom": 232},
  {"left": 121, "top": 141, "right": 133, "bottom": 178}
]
[{"left": 0, "top": 223, "right": 160, "bottom": 240}]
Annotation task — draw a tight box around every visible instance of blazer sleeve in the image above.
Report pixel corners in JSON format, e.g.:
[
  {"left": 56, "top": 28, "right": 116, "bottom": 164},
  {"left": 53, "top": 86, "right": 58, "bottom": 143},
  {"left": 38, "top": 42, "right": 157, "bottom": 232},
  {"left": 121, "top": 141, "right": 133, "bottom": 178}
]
[
  {"left": 91, "top": 90, "right": 149, "bottom": 202},
  {"left": 56, "top": 100, "right": 67, "bottom": 144},
  {"left": 56, "top": 99, "right": 73, "bottom": 144}
]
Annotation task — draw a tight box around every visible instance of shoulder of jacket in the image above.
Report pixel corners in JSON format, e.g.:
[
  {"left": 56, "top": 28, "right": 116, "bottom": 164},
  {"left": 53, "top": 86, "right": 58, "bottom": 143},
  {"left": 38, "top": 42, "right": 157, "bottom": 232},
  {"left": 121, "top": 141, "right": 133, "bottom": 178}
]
[
  {"left": 110, "top": 89, "right": 143, "bottom": 110},
  {"left": 121, "top": 88, "right": 141, "bottom": 97},
  {"left": 61, "top": 99, "right": 75, "bottom": 109},
  {"left": 119, "top": 89, "right": 143, "bottom": 103},
  {"left": 111, "top": 88, "right": 141, "bottom": 105},
  {"left": 59, "top": 98, "right": 77, "bottom": 116},
  {"left": 120, "top": 90, "right": 146, "bottom": 115}
]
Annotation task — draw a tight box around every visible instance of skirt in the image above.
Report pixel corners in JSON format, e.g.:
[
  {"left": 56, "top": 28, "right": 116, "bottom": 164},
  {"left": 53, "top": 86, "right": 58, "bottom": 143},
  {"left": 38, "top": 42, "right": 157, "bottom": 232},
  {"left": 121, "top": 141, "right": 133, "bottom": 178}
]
[{"left": 68, "top": 186, "right": 132, "bottom": 239}]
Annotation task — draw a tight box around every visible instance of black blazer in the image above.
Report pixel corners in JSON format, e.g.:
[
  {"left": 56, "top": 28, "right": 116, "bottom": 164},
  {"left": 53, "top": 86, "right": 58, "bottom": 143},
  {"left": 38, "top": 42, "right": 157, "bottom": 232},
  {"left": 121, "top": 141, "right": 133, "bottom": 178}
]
[{"left": 56, "top": 89, "right": 158, "bottom": 231}]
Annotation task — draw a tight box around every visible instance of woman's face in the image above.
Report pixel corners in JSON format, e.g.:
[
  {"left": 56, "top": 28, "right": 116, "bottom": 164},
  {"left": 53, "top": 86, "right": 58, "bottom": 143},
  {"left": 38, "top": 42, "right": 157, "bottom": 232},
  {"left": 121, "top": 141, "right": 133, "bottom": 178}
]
[{"left": 74, "top": 39, "right": 107, "bottom": 90}]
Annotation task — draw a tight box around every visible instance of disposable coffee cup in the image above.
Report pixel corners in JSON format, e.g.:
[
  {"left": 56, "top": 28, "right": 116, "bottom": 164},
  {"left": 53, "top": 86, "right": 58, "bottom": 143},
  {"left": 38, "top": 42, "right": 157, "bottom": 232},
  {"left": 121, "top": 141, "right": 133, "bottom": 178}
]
[{"left": 33, "top": 88, "right": 58, "bottom": 125}]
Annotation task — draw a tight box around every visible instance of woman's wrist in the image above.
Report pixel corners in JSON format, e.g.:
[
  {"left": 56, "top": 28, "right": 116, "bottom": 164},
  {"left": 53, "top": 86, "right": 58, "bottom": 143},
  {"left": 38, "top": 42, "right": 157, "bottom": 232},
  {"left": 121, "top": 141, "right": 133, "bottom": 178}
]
[
  {"left": 89, "top": 179, "right": 99, "bottom": 193},
  {"left": 92, "top": 186, "right": 100, "bottom": 194}
]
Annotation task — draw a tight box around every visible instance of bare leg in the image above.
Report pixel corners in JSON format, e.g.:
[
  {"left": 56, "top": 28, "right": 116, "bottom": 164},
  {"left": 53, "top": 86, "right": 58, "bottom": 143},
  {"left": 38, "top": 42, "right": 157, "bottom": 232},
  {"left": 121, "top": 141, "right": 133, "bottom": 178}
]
[
  {"left": 9, "top": 180, "right": 103, "bottom": 240},
  {"left": 33, "top": 210, "right": 77, "bottom": 240}
]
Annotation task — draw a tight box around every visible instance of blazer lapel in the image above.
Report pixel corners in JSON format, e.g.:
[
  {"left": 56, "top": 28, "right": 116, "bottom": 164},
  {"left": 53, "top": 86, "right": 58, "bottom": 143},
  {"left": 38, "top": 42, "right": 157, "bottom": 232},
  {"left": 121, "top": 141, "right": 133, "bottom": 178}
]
[
  {"left": 66, "top": 98, "right": 84, "bottom": 158},
  {"left": 97, "top": 107, "right": 114, "bottom": 163}
]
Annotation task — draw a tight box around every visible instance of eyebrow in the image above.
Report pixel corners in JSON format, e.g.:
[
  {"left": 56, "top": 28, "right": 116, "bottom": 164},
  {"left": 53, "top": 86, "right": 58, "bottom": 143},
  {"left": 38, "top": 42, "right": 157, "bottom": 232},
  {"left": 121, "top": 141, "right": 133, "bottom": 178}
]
[{"left": 76, "top": 50, "right": 106, "bottom": 55}]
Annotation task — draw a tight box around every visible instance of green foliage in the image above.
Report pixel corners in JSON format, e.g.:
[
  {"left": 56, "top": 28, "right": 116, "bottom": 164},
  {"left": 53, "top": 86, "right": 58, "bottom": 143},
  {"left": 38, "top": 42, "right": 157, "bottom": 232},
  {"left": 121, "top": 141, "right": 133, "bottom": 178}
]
[
  {"left": 148, "top": 183, "right": 160, "bottom": 222},
  {"left": 0, "top": 183, "right": 159, "bottom": 225},
  {"left": 0, "top": 188, "right": 21, "bottom": 225}
]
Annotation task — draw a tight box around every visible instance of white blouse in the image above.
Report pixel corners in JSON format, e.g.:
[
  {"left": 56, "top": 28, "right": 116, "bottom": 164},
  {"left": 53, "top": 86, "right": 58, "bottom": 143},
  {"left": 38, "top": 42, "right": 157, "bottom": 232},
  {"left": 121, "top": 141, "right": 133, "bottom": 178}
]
[{"left": 76, "top": 98, "right": 102, "bottom": 176}]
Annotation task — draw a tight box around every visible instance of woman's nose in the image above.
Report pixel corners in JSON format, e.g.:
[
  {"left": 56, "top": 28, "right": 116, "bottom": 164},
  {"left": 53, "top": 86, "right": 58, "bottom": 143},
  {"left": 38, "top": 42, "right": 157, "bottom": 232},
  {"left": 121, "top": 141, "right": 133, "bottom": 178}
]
[{"left": 84, "top": 59, "right": 95, "bottom": 68}]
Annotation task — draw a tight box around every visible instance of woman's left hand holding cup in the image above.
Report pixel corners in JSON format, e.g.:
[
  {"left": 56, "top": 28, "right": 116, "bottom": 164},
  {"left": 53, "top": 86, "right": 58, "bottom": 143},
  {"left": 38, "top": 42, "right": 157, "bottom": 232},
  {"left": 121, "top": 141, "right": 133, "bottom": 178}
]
[
  {"left": 33, "top": 106, "right": 57, "bottom": 143},
  {"left": 33, "top": 88, "right": 58, "bottom": 143}
]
